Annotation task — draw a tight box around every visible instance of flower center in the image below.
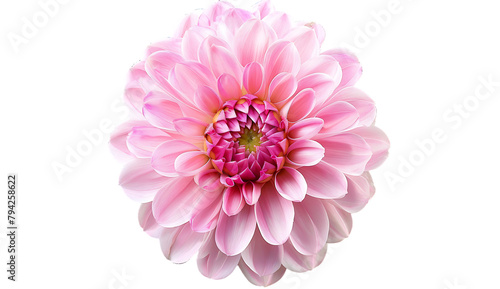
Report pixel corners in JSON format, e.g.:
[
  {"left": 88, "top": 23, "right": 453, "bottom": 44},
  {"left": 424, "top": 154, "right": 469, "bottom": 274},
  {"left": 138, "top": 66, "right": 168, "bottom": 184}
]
[{"left": 204, "top": 95, "right": 288, "bottom": 185}]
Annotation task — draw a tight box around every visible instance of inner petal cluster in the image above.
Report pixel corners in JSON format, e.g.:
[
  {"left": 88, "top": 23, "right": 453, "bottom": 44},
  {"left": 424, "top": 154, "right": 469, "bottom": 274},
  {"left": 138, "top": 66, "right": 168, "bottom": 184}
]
[{"left": 205, "top": 95, "right": 288, "bottom": 185}]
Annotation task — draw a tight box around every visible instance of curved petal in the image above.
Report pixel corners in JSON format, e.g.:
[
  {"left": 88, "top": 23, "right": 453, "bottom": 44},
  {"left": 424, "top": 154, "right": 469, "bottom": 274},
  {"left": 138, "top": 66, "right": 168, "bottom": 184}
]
[
  {"left": 181, "top": 26, "right": 215, "bottom": 61},
  {"left": 194, "top": 169, "right": 224, "bottom": 192},
  {"left": 243, "top": 62, "right": 265, "bottom": 95},
  {"left": 194, "top": 85, "right": 222, "bottom": 115},
  {"left": 274, "top": 167, "right": 307, "bottom": 202},
  {"left": 262, "top": 11, "right": 292, "bottom": 38},
  {"left": 222, "top": 186, "right": 245, "bottom": 216},
  {"left": 138, "top": 202, "right": 163, "bottom": 238},
  {"left": 298, "top": 161, "right": 347, "bottom": 199},
  {"left": 318, "top": 133, "right": 372, "bottom": 175},
  {"left": 327, "top": 87, "right": 376, "bottom": 126},
  {"left": 144, "top": 51, "right": 184, "bottom": 90},
  {"left": 335, "top": 173, "right": 375, "bottom": 213},
  {"left": 151, "top": 140, "right": 199, "bottom": 177},
  {"left": 255, "top": 182, "right": 294, "bottom": 245},
  {"left": 297, "top": 73, "right": 338, "bottom": 106},
  {"left": 285, "top": 26, "right": 320, "bottom": 63},
  {"left": 297, "top": 54, "right": 341, "bottom": 80},
  {"left": 290, "top": 196, "right": 329, "bottom": 255},
  {"left": 190, "top": 196, "right": 222, "bottom": 233},
  {"left": 281, "top": 88, "right": 316, "bottom": 122},
  {"left": 286, "top": 139, "right": 325, "bottom": 167},
  {"left": 110, "top": 120, "right": 147, "bottom": 160},
  {"left": 142, "top": 91, "right": 184, "bottom": 130},
  {"left": 316, "top": 101, "right": 359, "bottom": 135},
  {"left": 209, "top": 45, "right": 243, "bottom": 83},
  {"left": 160, "top": 223, "right": 207, "bottom": 264},
  {"left": 173, "top": 117, "right": 207, "bottom": 137},
  {"left": 215, "top": 204, "right": 256, "bottom": 256},
  {"left": 269, "top": 72, "right": 297, "bottom": 104},
  {"left": 242, "top": 229, "right": 283, "bottom": 276},
  {"left": 126, "top": 126, "right": 171, "bottom": 158},
  {"left": 198, "top": 231, "right": 240, "bottom": 280},
  {"left": 242, "top": 182, "right": 262, "bottom": 205},
  {"left": 119, "top": 158, "right": 172, "bottom": 202},
  {"left": 169, "top": 62, "right": 217, "bottom": 103},
  {"left": 323, "top": 49, "right": 362, "bottom": 90},
  {"left": 218, "top": 73, "right": 243, "bottom": 102},
  {"left": 235, "top": 19, "right": 277, "bottom": 66},
  {"left": 288, "top": 118, "right": 324, "bottom": 141},
  {"left": 323, "top": 200, "right": 352, "bottom": 243},
  {"left": 263, "top": 40, "right": 301, "bottom": 86},
  {"left": 152, "top": 177, "right": 213, "bottom": 227},
  {"left": 350, "top": 126, "right": 390, "bottom": 170},
  {"left": 239, "top": 261, "right": 286, "bottom": 286},
  {"left": 174, "top": 150, "right": 210, "bottom": 176},
  {"left": 282, "top": 240, "right": 327, "bottom": 272}
]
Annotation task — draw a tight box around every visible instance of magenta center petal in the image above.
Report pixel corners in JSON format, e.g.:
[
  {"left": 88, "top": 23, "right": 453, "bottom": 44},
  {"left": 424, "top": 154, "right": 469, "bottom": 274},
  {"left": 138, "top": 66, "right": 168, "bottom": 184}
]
[{"left": 205, "top": 95, "right": 288, "bottom": 185}]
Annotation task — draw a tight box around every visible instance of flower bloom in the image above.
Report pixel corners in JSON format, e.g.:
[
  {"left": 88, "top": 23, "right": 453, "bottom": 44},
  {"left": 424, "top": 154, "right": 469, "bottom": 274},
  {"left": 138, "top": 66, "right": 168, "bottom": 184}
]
[{"left": 111, "top": 0, "right": 389, "bottom": 286}]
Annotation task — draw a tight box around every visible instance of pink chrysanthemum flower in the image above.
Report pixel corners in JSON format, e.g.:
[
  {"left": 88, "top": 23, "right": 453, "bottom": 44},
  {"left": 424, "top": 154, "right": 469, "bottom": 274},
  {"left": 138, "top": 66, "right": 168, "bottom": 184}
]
[{"left": 111, "top": 0, "right": 389, "bottom": 286}]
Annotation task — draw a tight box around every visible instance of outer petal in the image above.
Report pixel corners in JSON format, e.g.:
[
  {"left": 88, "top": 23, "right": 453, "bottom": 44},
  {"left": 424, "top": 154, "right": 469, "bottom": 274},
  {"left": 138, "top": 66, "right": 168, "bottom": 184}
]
[
  {"left": 239, "top": 262, "right": 286, "bottom": 286},
  {"left": 290, "top": 196, "right": 329, "bottom": 255},
  {"left": 255, "top": 182, "right": 294, "bottom": 245},
  {"left": 209, "top": 45, "right": 243, "bottom": 83},
  {"left": 323, "top": 200, "right": 353, "bottom": 243},
  {"left": 297, "top": 55, "right": 341, "bottom": 80},
  {"left": 138, "top": 202, "right": 163, "bottom": 238},
  {"left": 327, "top": 87, "right": 376, "bottom": 126},
  {"left": 216, "top": 204, "right": 256, "bottom": 256},
  {"left": 285, "top": 26, "right": 320, "bottom": 63},
  {"left": 119, "top": 158, "right": 172, "bottom": 202},
  {"left": 323, "top": 49, "right": 362, "bottom": 89},
  {"left": 142, "top": 92, "right": 184, "bottom": 130},
  {"left": 335, "top": 173, "right": 375, "bottom": 213},
  {"left": 298, "top": 161, "right": 347, "bottom": 199},
  {"left": 190, "top": 196, "right": 222, "bottom": 233},
  {"left": 281, "top": 88, "right": 316, "bottom": 122},
  {"left": 174, "top": 150, "right": 210, "bottom": 176},
  {"left": 173, "top": 117, "right": 208, "bottom": 137},
  {"left": 318, "top": 133, "right": 372, "bottom": 175},
  {"left": 126, "top": 126, "right": 171, "bottom": 158},
  {"left": 181, "top": 26, "right": 215, "bottom": 61},
  {"left": 263, "top": 40, "right": 301, "bottom": 87},
  {"left": 274, "top": 167, "right": 307, "bottom": 202},
  {"left": 152, "top": 177, "right": 214, "bottom": 227},
  {"left": 268, "top": 72, "right": 297, "bottom": 104},
  {"left": 286, "top": 139, "right": 325, "bottom": 167},
  {"left": 282, "top": 240, "right": 327, "bottom": 272},
  {"left": 110, "top": 120, "right": 148, "bottom": 160},
  {"left": 160, "top": 223, "right": 207, "bottom": 264},
  {"left": 351, "top": 126, "right": 390, "bottom": 170},
  {"left": 287, "top": 118, "right": 324, "bottom": 141},
  {"left": 262, "top": 11, "right": 292, "bottom": 38},
  {"left": 242, "top": 229, "right": 283, "bottom": 276},
  {"left": 235, "top": 19, "right": 277, "bottom": 66},
  {"left": 151, "top": 140, "right": 199, "bottom": 177},
  {"left": 198, "top": 231, "right": 241, "bottom": 280},
  {"left": 316, "top": 101, "right": 359, "bottom": 135},
  {"left": 297, "top": 73, "right": 338, "bottom": 106},
  {"left": 222, "top": 186, "right": 245, "bottom": 216}
]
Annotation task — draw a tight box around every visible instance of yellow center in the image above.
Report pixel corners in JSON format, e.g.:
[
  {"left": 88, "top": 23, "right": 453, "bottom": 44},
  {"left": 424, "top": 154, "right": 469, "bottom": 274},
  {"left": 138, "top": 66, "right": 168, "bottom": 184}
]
[{"left": 238, "top": 128, "right": 262, "bottom": 152}]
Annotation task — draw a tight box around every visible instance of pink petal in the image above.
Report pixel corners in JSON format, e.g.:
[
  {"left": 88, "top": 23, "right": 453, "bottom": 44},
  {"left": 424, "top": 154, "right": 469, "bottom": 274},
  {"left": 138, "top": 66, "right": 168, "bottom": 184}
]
[
  {"left": 286, "top": 139, "right": 325, "bottom": 167},
  {"left": 218, "top": 73, "right": 243, "bottom": 102},
  {"left": 144, "top": 51, "right": 184, "bottom": 90},
  {"left": 282, "top": 88, "right": 316, "bottom": 122},
  {"left": 318, "top": 133, "right": 372, "bottom": 175},
  {"left": 222, "top": 186, "right": 245, "bottom": 216},
  {"left": 298, "top": 161, "right": 347, "bottom": 199},
  {"left": 174, "top": 150, "right": 210, "bottom": 176},
  {"left": 323, "top": 49, "right": 362, "bottom": 90},
  {"left": 268, "top": 72, "right": 297, "bottom": 104},
  {"left": 138, "top": 202, "right": 163, "bottom": 238},
  {"left": 235, "top": 19, "right": 277, "bottom": 66},
  {"left": 142, "top": 91, "right": 184, "bottom": 130},
  {"left": 351, "top": 126, "right": 390, "bottom": 170},
  {"left": 153, "top": 177, "right": 215, "bottom": 227},
  {"left": 194, "top": 169, "right": 224, "bottom": 192},
  {"left": 243, "top": 62, "right": 265, "bottom": 95},
  {"left": 316, "top": 101, "right": 359, "bottom": 135},
  {"left": 297, "top": 54, "right": 341, "bottom": 80},
  {"left": 242, "top": 182, "right": 262, "bottom": 205},
  {"left": 216, "top": 204, "right": 256, "bottom": 256},
  {"left": 335, "top": 173, "right": 375, "bottom": 213},
  {"left": 190, "top": 196, "right": 222, "bottom": 233},
  {"left": 160, "top": 223, "right": 207, "bottom": 264},
  {"left": 169, "top": 62, "right": 217, "bottom": 103},
  {"left": 194, "top": 85, "right": 222, "bottom": 115},
  {"left": 263, "top": 40, "right": 301, "bottom": 86},
  {"left": 290, "top": 196, "right": 329, "bottom": 255},
  {"left": 119, "top": 158, "right": 171, "bottom": 202},
  {"left": 146, "top": 37, "right": 182, "bottom": 56},
  {"left": 151, "top": 140, "right": 199, "bottom": 177},
  {"left": 174, "top": 13, "right": 199, "bottom": 38},
  {"left": 262, "top": 12, "right": 292, "bottom": 38},
  {"left": 181, "top": 26, "right": 215, "bottom": 61},
  {"left": 282, "top": 240, "right": 327, "bottom": 272},
  {"left": 284, "top": 26, "right": 320, "bottom": 63},
  {"left": 322, "top": 200, "right": 352, "bottom": 243},
  {"left": 197, "top": 231, "right": 241, "bottom": 280},
  {"left": 209, "top": 45, "right": 243, "bottom": 83},
  {"left": 239, "top": 262, "right": 286, "bottom": 286},
  {"left": 198, "top": 35, "right": 232, "bottom": 69},
  {"left": 287, "top": 118, "right": 324, "bottom": 141},
  {"left": 126, "top": 126, "right": 171, "bottom": 158},
  {"left": 173, "top": 117, "right": 207, "bottom": 137},
  {"left": 110, "top": 120, "right": 147, "bottom": 160},
  {"left": 255, "top": 182, "right": 294, "bottom": 245},
  {"left": 297, "top": 73, "right": 338, "bottom": 106},
  {"left": 256, "top": 0, "right": 274, "bottom": 19},
  {"left": 327, "top": 87, "right": 376, "bottom": 126},
  {"left": 242, "top": 229, "right": 283, "bottom": 276},
  {"left": 274, "top": 167, "right": 307, "bottom": 202}
]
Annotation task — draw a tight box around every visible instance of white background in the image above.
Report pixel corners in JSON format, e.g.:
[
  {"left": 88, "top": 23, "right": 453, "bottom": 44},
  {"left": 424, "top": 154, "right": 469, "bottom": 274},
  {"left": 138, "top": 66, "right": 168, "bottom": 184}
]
[{"left": 1, "top": 0, "right": 499, "bottom": 288}]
